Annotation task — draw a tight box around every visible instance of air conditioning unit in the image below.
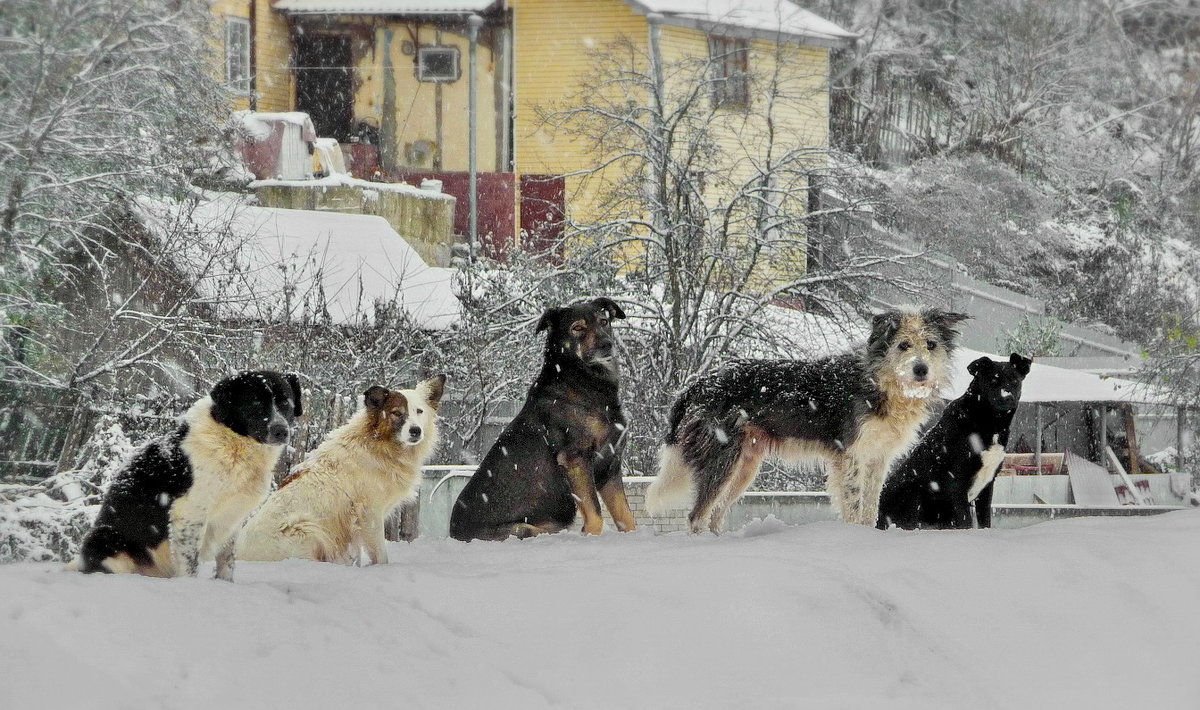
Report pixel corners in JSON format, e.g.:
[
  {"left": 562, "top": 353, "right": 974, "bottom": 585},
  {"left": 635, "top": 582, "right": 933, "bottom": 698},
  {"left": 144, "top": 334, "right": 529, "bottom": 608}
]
[{"left": 417, "top": 46, "right": 460, "bottom": 83}]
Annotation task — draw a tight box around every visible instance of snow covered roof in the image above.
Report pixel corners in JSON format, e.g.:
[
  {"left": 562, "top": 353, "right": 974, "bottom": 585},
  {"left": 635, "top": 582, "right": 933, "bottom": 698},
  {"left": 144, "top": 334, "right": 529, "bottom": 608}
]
[
  {"left": 139, "top": 195, "right": 461, "bottom": 330},
  {"left": 948, "top": 347, "right": 1169, "bottom": 406},
  {"left": 273, "top": 0, "right": 499, "bottom": 14},
  {"left": 626, "top": 0, "right": 857, "bottom": 47}
]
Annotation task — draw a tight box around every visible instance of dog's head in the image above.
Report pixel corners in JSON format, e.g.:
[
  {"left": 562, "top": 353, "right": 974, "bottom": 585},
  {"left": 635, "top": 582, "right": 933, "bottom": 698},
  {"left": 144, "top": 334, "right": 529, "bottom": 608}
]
[
  {"left": 363, "top": 374, "right": 446, "bottom": 446},
  {"left": 210, "top": 370, "right": 303, "bottom": 445},
  {"left": 867, "top": 307, "right": 969, "bottom": 399},
  {"left": 966, "top": 352, "right": 1032, "bottom": 413},
  {"left": 536, "top": 297, "right": 626, "bottom": 377}
]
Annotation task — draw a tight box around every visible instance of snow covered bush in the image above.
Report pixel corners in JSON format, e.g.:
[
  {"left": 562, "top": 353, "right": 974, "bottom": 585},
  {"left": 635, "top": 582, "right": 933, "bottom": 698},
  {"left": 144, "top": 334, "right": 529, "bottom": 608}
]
[{"left": 0, "top": 416, "right": 134, "bottom": 563}]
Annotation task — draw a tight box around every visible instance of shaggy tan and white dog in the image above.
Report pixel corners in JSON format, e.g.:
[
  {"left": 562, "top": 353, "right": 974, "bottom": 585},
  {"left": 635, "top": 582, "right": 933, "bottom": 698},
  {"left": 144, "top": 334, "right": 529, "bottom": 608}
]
[
  {"left": 237, "top": 375, "right": 445, "bottom": 565},
  {"left": 649, "top": 308, "right": 967, "bottom": 531}
]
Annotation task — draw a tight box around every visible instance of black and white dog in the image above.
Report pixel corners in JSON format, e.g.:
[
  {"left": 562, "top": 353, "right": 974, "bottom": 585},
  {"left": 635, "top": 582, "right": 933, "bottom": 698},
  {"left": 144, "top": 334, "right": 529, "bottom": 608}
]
[
  {"left": 76, "top": 371, "right": 302, "bottom": 580},
  {"left": 877, "top": 353, "right": 1032, "bottom": 530}
]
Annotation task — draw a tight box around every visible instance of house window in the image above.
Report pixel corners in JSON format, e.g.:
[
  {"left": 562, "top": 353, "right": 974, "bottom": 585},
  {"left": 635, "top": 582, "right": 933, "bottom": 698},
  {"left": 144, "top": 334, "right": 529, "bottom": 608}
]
[
  {"left": 417, "top": 46, "right": 461, "bottom": 82},
  {"left": 225, "top": 17, "right": 251, "bottom": 94},
  {"left": 709, "top": 35, "right": 750, "bottom": 108}
]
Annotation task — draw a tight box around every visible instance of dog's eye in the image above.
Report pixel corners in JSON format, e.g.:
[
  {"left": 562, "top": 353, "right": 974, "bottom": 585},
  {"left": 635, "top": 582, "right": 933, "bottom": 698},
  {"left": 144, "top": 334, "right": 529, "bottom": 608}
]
[
  {"left": 416, "top": 408, "right": 424, "bottom": 415},
  {"left": 572, "top": 324, "right": 587, "bottom": 334},
  {"left": 926, "top": 340, "right": 937, "bottom": 351},
  {"left": 897, "top": 341, "right": 911, "bottom": 352}
]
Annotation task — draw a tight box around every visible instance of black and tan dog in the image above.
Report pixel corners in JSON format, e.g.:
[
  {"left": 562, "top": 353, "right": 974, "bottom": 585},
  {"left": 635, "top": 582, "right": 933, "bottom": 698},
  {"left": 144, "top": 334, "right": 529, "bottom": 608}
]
[
  {"left": 877, "top": 353, "right": 1032, "bottom": 530},
  {"left": 450, "top": 298, "right": 637, "bottom": 541}
]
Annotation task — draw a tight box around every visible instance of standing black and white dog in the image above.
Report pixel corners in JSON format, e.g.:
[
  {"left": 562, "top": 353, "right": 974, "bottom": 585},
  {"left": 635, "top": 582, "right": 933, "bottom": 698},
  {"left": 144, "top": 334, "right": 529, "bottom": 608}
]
[
  {"left": 76, "top": 371, "right": 302, "bottom": 580},
  {"left": 877, "top": 353, "right": 1032, "bottom": 530},
  {"left": 648, "top": 307, "right": 967, "bottom": 530}
]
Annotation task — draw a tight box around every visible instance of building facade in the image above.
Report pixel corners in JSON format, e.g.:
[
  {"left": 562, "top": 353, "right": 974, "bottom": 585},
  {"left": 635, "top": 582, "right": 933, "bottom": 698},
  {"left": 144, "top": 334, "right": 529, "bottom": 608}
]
[{"left": 208, "top": 0, "right": 854, "bottom": 257}]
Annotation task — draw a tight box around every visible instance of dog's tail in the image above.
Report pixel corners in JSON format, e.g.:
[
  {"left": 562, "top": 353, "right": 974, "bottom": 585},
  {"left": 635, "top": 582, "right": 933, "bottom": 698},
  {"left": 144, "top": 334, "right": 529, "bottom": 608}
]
[
  {"left": 284, "top": 520, "right": 344, "bottom": 563},
  {"left": 645, "top": 444, "right": 697, "bottom": 516},
  {"left": 663, "top": 393, "right": 690, "bottom": 446}
]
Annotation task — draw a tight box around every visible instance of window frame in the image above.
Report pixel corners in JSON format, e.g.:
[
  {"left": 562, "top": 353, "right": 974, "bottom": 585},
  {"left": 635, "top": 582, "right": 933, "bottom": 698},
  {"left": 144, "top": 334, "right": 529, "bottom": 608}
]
[
  {"left": 416, "top": 45, "right": 461, "bottom": 83},
  {"left": 225, "top": 16, "right": 251, "bottom": 95},
  {"left": 708, "top": 35, "right": 751, "bottom": 109}
]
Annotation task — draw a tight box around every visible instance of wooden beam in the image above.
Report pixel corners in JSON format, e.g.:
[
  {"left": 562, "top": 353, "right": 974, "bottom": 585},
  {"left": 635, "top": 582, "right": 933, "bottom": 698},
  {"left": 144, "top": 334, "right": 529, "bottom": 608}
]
[
  {"left": 1106, "top": 446, "right": 1145, "bottom": 505},
  {"left": 1121, "top": 402, "right": 1141, "bottom": 476}
]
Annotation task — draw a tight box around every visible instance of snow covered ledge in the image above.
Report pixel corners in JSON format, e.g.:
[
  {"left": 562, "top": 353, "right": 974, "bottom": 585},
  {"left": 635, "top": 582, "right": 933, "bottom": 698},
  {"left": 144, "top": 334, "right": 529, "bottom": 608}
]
[{"left": 252, "top": 174, "right": 458, "bottom": 267}]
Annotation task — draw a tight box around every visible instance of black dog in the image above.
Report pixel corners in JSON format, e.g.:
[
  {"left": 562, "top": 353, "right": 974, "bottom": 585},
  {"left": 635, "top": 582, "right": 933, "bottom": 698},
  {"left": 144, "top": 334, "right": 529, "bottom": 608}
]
[
  {"left": 877, "top": 353, "right": 1032, "bottom": 530},
  {"left": 450, "top": 298, "right": 637, "bottom": 541},
  {"left": 77, "top": 371, "right": 302, "bottom": 579}
]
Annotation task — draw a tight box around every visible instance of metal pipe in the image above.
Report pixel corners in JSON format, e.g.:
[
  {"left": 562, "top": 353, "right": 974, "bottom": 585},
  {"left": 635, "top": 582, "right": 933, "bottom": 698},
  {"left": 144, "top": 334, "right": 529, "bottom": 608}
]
[
  {"left": 468, "top": 14, "right": 483, "bottom": 259},
  {"left": 1035, "top": 403, "right": 1043, "bottom": 474},
  {"left": 248, "top": 0, "right": 257, "bottom": 111},
  {"left": 1099, "top": 404, "right": 1108, "bottom": 469},
  {"left": 1179, "top": 406, "right": 1187, "bottom": 474}
]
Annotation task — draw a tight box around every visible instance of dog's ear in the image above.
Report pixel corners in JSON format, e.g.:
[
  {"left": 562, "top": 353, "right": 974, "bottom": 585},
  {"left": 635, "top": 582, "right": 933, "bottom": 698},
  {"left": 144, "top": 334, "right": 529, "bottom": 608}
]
[
  {"left": 363, "top": 385, "right": 389, "bottom": 410},
  {"left": 286, "top": 373, "right": 303, "bottom": 417},
  {"left": 208, "top": 374, "right": 238, "bottom": 428},
  {"left": 868, "top": 311, "right": 902, "bottom": 347},
  {"left": 967, "top": 357, "right": 992, "bottom": 377},
  {"left": 1010, "top": 352, "right": 1033, "bottom": 377},
  {"left": 535, "top": 308, "right": 561, "bottom": 333},
  {"left": 593, "top": 297, "right": 626, "bottom": 320},
  {"left": 423, "top": 374, "right": 447, "bottom": 410},
  {"left": 924, "top": 309, "right": 970, "bottom": 346}
]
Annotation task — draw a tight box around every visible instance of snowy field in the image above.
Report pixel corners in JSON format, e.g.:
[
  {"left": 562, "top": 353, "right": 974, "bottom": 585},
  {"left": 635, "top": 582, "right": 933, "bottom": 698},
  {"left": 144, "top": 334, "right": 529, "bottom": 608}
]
[{"left": 2, "top": 512, "right": 1198, "bottom": 710}]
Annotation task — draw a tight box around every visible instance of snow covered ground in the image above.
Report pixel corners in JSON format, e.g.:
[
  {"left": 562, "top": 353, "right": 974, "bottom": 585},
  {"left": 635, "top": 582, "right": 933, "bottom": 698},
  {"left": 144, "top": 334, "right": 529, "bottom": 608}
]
[{"left": 2, "top": 512, "right": 1198, "bottom": 710}]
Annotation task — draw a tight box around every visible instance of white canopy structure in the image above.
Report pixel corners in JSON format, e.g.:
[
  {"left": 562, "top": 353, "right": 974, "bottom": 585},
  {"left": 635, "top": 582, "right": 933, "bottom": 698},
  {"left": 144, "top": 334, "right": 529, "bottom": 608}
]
[
  {"left": 628, "top": 0, "right": 857, "bottom": 47},
  {"left": 947, "top": 347, "right": 1170, "bottom": 406},
  {"left": 273, "top": 0, "right": 499, "bottom": 15}
]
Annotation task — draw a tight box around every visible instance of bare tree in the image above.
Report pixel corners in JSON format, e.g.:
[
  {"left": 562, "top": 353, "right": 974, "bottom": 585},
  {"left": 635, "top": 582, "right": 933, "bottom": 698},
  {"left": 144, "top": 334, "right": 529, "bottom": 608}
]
[
  {"left": 535, "top": 33, "right": 927, "bottom": 474},
  {"left": 1, "top": 0, "right": 227, "bottom": 397}
]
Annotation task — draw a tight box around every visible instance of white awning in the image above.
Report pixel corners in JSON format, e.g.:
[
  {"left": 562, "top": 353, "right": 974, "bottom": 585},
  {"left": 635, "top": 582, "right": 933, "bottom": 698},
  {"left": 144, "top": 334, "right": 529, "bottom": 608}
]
[
  {"left": 949, "top": 347, "right": 1170, "bottom": 406},
  {"left": 274, "top": 0, "right": 499, "bottom": 15}
]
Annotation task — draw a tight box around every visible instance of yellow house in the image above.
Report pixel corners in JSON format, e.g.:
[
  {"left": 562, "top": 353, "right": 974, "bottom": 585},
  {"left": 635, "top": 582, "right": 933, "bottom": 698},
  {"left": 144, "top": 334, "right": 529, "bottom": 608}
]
[{"left": 208, "top": 0, "right": 854, "bottom": 256}]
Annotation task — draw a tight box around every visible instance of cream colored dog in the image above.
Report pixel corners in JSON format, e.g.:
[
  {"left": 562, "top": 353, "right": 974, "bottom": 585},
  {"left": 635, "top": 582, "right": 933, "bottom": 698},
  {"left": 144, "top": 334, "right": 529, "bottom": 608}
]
[{"left": 237, "top": 375, "right": 445, "bottom": 565}]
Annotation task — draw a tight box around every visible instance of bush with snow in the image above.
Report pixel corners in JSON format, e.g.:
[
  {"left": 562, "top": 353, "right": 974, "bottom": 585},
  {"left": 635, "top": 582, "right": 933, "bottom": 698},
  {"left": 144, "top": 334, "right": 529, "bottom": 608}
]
[{"left": 0, "top": 416, "right": 134, "bottom": 563}]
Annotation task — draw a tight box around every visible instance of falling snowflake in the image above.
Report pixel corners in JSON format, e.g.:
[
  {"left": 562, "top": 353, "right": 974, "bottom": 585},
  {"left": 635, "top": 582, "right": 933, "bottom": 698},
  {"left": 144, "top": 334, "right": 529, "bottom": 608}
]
[{"left": 968, "top": 433, "right": 984, "bottom": 454}]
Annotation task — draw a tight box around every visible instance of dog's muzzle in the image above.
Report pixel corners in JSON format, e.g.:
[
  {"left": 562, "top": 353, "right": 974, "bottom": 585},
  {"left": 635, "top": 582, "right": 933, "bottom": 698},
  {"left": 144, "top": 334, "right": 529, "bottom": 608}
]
[{"left": 897, "top": 360, "right": 935, "bottom": 398}]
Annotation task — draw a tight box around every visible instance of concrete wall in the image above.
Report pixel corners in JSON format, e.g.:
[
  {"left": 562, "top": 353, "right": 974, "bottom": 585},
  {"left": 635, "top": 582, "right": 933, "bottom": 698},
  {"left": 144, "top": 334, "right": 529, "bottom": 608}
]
[
  {"left": 405, "top": 470, "right": 1190, "bottom": 539},
  {"left": 253, "top": 182, "right": 458, "bottom": 266}
]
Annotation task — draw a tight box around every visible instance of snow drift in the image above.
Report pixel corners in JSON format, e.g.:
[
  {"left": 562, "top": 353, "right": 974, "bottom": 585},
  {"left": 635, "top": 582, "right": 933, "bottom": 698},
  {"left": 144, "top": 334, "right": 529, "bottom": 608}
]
[{"left": 2, "top": 511, "right": 1198, "bottom": 709}]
